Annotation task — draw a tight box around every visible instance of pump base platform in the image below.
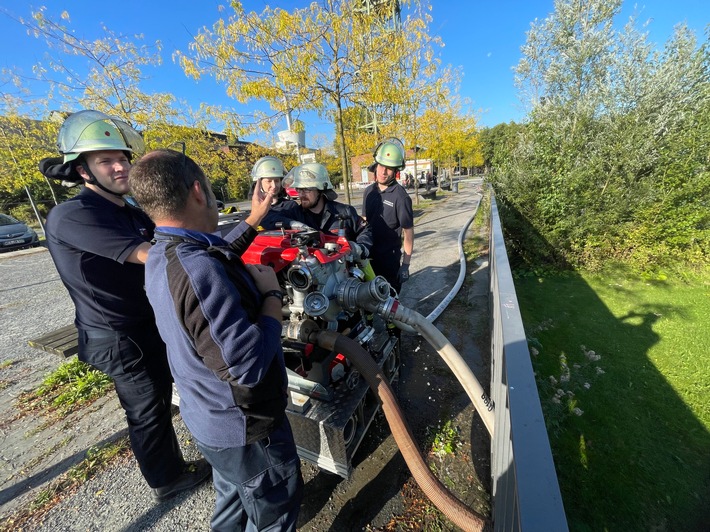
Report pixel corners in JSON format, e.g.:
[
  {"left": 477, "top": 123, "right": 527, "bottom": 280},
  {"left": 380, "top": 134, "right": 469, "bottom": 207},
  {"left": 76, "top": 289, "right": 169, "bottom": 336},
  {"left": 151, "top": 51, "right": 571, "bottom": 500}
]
[{"left": 285, "top": 331, "right": 399, "bottom": 478}]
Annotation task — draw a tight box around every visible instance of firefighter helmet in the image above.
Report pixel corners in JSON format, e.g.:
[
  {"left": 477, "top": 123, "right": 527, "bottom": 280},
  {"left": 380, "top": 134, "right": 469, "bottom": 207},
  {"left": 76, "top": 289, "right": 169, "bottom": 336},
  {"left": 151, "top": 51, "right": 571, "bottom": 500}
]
[
  {"left": 371, "top": 137, "right": 406, "bottom": 170},
  {"left": 286, "top": 163, "right": 337, "bottom": 200},
  {"left": 57, "top": 110, "right": 144, "bottom": 164},
  {"left": 251, "top": 156, "right": 286, "bottom": 181}
]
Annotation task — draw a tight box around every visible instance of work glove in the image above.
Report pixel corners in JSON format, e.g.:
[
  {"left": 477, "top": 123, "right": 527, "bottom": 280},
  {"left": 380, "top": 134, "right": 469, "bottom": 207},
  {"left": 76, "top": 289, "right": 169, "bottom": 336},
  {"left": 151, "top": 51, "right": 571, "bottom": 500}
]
[
  {"left": 349, "top": 241, "right": 367, "bottom": 260},
  {"left": 397, "top": 263, "right": 410, "bottom": 285}
]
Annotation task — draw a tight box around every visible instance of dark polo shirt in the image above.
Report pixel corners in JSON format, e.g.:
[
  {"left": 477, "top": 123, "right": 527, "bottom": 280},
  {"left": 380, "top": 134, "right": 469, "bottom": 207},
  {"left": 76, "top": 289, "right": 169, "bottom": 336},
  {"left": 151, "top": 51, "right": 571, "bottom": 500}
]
[{"left": 46, "top": 187, "right": 155, "bottom": 330}]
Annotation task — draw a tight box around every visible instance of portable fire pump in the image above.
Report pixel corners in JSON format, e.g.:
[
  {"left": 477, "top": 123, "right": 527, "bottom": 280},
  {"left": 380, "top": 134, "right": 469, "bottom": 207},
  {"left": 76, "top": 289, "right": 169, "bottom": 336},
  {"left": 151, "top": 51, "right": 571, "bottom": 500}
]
[
  {"left": 237, "top": 225, "right": 400, "bottom": 477},
  {"left": 215, "top": 213, "right": 494, "bottom": 530}
]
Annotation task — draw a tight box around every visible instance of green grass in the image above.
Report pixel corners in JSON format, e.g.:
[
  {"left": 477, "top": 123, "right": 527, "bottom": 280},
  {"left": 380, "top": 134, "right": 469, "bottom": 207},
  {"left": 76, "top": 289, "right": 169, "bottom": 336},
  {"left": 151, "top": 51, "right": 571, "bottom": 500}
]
[
  {"left": 429, "top": 419, "right": 462, "bottom": 458},
  {"left": 18, "top": 357, "right": 113, "bottom": 418},
  {"left": 515, "top": 265, "right": 710, "bottom": 531}
]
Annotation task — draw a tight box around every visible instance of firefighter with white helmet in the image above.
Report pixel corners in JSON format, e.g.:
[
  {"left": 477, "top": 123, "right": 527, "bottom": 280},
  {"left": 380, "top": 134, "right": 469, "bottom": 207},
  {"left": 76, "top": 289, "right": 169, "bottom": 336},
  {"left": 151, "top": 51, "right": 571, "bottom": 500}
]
[
  {"left": 264, "top": 162, "right": 372, "bottom": 259},
  {"left": 286, "top": 162, "right": 339, "bottom": 201},
  {"left": 362, "top": 137, "right": 414, "bottom": 295},
  {"left": 39, "top": 110, "right": 211, "bottom": 500},
  {"left": 250, "top": 155, "right": 290, "bottom": 207}
]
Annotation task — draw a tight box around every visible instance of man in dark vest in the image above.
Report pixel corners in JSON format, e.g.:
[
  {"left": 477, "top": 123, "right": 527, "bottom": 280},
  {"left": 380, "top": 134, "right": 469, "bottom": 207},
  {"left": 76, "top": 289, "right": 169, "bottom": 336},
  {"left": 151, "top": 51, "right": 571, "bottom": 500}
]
[{"left": 264, "top": 162, "right": 373, "bottom": 260}]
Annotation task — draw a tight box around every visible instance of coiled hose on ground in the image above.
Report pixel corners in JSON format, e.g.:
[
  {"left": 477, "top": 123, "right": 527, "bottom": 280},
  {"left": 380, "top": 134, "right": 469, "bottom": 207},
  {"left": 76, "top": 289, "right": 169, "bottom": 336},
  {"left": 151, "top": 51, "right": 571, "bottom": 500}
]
[
  {"left": 312, "top": 330, "right": 488, "bottom": 532},
  {"left": 425, "top": 190, "right": 481, "bottom": 324}
]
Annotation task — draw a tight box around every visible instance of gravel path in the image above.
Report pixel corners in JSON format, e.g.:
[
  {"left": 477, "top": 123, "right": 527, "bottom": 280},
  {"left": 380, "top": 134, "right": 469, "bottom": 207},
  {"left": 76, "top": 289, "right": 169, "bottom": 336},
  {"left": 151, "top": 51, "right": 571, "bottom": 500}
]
[{"left": 0, "top": 180, "right": 489, "bottom": 531}]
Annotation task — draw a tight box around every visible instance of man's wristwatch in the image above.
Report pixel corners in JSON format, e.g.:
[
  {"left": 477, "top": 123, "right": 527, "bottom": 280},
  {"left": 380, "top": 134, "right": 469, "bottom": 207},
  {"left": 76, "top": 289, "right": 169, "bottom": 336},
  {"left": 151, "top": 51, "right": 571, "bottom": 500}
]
[{"left": 263, "top": 290, "right": 284, "bottom": 301}]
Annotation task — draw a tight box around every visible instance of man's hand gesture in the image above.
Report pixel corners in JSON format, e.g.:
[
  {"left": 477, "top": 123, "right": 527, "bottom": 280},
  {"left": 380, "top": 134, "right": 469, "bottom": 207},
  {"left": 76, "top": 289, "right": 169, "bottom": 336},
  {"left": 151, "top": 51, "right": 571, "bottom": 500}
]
[{"left": 245, "top": 187, "right": 274, "bottom": 229}]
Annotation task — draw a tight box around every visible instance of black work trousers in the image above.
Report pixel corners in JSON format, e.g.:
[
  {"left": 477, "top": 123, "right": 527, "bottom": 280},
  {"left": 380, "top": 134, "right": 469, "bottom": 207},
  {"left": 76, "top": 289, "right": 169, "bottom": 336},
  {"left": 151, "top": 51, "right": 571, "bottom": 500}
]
[
  {"left": 371, "top": 247, "right": 403, "bottom": 294},
  {"left": 77, "top": 325, "right": 184, "bottom": 488}
]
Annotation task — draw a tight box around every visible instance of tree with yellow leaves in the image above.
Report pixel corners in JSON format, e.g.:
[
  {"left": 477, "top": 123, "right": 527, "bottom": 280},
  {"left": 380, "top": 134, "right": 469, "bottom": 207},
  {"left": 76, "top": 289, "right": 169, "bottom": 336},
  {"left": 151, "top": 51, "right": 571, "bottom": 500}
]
[
  {"left": 177, "top": 0, "right": 440, "bottom": 204},
  {"left": 0, "top": 93, "right": 62, "bottom": 228},
  {"left": 420, "top": 95, "right": 482, "bottom": 185},
  {"left": 4, "top": 7, "right": 252, "bottom": 202}
]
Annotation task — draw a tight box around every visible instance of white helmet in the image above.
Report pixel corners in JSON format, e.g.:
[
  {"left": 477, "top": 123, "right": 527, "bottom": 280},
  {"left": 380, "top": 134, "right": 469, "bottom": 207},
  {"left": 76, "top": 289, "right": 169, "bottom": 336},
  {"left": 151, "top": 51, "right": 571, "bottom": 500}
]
[
  {"left": 285, "top": 163, "right": 338, "bottom": 200},
  {"left": 251, "top": 156, "right": 286, "bottom": 182}
]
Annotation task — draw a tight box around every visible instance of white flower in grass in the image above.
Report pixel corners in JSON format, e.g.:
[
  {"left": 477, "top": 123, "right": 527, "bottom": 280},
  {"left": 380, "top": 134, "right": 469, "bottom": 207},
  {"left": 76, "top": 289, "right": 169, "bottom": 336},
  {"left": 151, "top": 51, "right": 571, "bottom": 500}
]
[
  {"left": 572, "top": 407, "right": 584, "bottom": 416},
  {"left": 583, "top": 382, "right": 591, "bottom": 389},
  {"left": 560, "top": 373, "right": 570, "bottom": 383},
  {"left": 549, "top": 376, "right": 558, "bottom": 385},
  {"left": 530, "top": 347, "right": 539, "bottom": 357},
  {"left": 596, "top": 367, "right": 605, "bottom": 375},
  {"left": 585, "top": 349, "right": 601, "bottom": 362},
  {"left": 555, "top": 389, "right": 565, "bottom": 398},
  {"left": 573, "top": 363, "right": 581, "bottom": 369},
  {"left": 551, "top": 396, "right": 561, "bottom": 404},
  {"left": 566, "top": 391, "right": 575, "bottom": 398}
]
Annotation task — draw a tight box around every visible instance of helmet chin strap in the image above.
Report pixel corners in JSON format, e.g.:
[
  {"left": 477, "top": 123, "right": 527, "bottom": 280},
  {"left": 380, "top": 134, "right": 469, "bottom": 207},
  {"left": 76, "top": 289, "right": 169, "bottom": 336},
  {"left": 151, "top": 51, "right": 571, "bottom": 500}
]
[{"left": 307, "top": 190, "right": 326, "bottom": 213}]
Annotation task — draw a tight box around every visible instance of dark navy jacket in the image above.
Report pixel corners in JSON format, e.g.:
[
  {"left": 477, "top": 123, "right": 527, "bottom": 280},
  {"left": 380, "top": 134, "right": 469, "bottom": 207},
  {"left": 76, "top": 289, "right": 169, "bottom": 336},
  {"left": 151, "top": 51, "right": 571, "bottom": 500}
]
[
  {"left": 263, "top": 199, "right": 373, "bottom": 255},
  {"left": 362, "top": 182, "right": 413, "bottom": 257},
  {"left": 145, "top": 222, "right": 287, "bottom": 447}
]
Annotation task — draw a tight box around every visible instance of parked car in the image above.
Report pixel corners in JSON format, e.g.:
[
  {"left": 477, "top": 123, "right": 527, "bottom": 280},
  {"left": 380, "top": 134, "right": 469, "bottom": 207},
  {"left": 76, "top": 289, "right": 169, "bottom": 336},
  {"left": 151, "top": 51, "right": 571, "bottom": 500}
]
[{"left": 0, "top": 214, "right": 39, "bottom": 252}]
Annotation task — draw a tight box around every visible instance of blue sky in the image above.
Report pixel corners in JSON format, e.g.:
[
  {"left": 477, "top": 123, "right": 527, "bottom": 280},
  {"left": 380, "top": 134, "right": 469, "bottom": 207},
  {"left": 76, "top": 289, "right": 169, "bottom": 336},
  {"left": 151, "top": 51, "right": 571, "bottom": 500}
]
[{"left": 0, "top": 1, "right": 707, "bottom": 146}]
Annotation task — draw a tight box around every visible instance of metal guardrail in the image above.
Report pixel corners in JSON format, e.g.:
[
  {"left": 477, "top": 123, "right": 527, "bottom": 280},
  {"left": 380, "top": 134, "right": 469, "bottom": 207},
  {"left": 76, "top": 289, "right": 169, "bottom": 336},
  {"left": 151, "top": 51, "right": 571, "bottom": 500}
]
[{"left": 489, "top": 193, "right": 569, "bottom": 531}]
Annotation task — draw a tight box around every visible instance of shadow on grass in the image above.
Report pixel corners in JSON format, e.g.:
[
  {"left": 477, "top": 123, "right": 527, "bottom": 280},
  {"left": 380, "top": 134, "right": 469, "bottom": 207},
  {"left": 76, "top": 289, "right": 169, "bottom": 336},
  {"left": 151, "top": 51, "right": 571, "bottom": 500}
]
[{"left": 504, "top": 205, "right": 710, "bottom": 530}]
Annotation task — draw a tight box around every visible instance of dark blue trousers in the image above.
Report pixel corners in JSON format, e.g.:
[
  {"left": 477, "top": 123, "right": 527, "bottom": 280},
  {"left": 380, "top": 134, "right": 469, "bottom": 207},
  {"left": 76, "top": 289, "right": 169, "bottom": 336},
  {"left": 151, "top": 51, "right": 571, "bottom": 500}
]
[
  {"left": 197, "top": 417, "right": 303, "bottom": 532},
  {"left": 78, "top": 325, "right": 184, "bottom": 488}
]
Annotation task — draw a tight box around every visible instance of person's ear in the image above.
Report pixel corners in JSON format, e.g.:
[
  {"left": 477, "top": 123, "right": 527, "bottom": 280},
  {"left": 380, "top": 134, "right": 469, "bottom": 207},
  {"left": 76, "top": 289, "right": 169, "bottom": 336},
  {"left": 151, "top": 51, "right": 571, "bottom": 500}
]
[
  {"left": 192, "top": 179, "right": 213, "bottom": 207},
  {"left": 76, "top": 164, "right": 89, "bottom": 179},
  {"left": 189, "top": 179, "right": 205, "bottom": 203}
]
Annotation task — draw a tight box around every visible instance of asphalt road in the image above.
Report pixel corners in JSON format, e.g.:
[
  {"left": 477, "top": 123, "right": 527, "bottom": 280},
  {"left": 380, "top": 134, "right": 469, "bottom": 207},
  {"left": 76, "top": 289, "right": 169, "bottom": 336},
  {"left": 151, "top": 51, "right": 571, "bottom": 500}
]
[{"left": 0, "top": 179, "right": 488, "bottom": 530}]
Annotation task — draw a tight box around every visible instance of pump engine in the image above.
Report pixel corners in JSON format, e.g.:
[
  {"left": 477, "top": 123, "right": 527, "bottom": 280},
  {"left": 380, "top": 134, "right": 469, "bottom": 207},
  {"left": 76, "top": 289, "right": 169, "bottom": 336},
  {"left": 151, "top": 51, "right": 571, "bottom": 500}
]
[{"left": 241, "top": 228, "right": 396, "bottom": 402}]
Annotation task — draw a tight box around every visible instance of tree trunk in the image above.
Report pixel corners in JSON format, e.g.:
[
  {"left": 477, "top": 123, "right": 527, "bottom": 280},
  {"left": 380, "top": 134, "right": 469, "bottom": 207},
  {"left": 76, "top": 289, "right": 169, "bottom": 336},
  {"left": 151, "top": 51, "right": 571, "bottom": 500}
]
[
  {"left": 43, "top": 175, "right": 59, "bottom": 206},
  {"left": 411, "top": 114, "right": 420, "bottom": 206},
  {"left": 334, "top": 97, "right": 351, "bottom": 205}
]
